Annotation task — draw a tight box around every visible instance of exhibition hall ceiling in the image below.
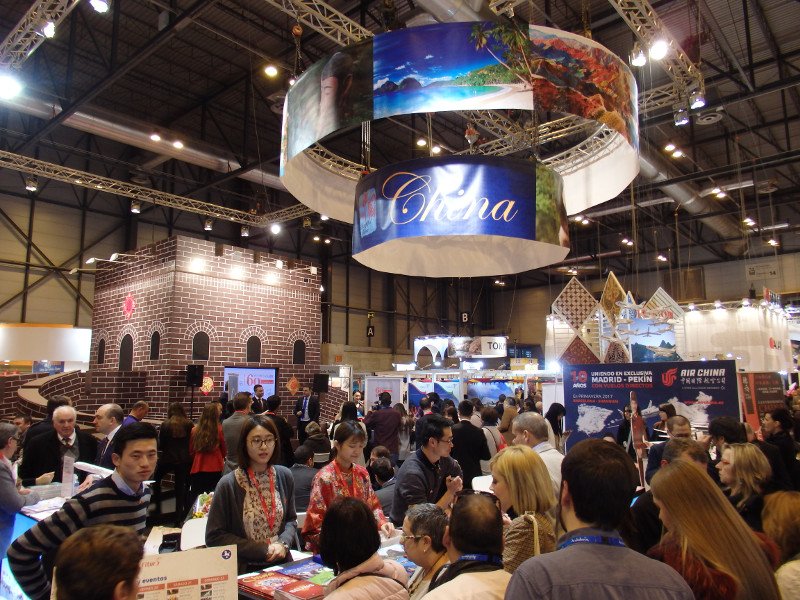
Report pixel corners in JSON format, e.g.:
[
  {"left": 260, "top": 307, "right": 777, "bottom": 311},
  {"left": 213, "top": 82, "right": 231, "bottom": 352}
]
[{"left": 1, "top": 0, "right": 798, "bottom": 287}]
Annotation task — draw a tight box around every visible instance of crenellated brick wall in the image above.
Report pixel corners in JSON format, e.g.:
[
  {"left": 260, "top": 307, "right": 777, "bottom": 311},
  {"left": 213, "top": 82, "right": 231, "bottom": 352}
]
[
  {"left": 0, "top": 374, "right": 43, "bottom": 421},
  {"left": 88, "top": 236, "right": 325, "bottom": 423}
]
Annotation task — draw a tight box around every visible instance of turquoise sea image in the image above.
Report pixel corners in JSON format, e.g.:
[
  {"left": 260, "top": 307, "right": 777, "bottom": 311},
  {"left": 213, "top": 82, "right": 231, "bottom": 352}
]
[{"left": 374, "top": 85, "right": 502, "bottom": 116}]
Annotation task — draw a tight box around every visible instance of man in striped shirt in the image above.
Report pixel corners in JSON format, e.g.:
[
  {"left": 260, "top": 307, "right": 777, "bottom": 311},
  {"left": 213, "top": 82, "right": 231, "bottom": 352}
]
[{"left": 8, "top": 422, "right": 158, "bottom": 600}]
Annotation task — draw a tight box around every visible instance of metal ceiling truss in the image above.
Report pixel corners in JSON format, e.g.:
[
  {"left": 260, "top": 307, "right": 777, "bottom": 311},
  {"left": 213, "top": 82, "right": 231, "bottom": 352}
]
[
  {"left": 0, "top": 0, "right": 82, "bottom": 69},
  {"left": 260, "top": 0, "right": 372, "bottom": 46},
  {"left": 0, "top": 149, "right": 312, "bottom": 226}
]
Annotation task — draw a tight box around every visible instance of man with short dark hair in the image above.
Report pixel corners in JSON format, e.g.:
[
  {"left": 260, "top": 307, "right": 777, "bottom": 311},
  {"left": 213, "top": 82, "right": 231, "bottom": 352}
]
[
  {"left": 294, "top": 386, "right": 320, "bottom": 444},
  {"left": 11, "top": 415, "right": 32, "bottom": 462},
  {"left": 507, "top": 439, "right": 693, "bottom": 599},
  {"left": 93, "top": 403, "right": 124, "bottom": 469},
  {"left": 222, "top": 392, "right": 252, "bottom": 473},
  {"left": 423, "top": 493, "right": 510, "bottom": 599},
  {"left": 390, "top": 414, "right": 463, "bottom": 526},
  {"left": 264, "top": 395, "right": 295, "bottom": 468},
  {"left": 763, "top": 407, "right": 800, "bottom": 488},
  {"left": 373, "top": 457, "right": 396, "bottom": 516},
  {"left": 414, "top": 396, "right": 435, "bottom": 450},
  {"left": 9, "top": 423, "right": 158, "bottom": 600},
  {"left": 291, "top": 445, "right": 318, "bottom": 512},
  {"left": 251, "top": 384, "right": 267, "bottom": 414},
  {"left": 645, "top": 415, "right": 692, "bottom": 483},
  {"left": 451, "top": 400, "right": 490, "bottom": 489},
  {"left": 627, "top": 437, "right": 708, "bottom": 554},
  {"left": 365, "top": 391, "right": 402, "bottom": 465},
  {"left": 121, "top": 401, "right": 149, "bottom": 427}
]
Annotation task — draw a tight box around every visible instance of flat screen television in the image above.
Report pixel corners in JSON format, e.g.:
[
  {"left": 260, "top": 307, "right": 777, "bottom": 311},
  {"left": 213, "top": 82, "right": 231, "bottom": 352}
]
[{"left": 223, "top": 366, "right": 279, "bottom": 397}]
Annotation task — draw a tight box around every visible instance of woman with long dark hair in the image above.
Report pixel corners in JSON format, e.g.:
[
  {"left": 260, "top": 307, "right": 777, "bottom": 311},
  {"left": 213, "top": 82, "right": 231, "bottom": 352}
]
[
  {"left": 330, "top": 401, "right": 368, "bottom": 466},
  {"left": 544, "top": 403, "right": 568, "bottom": 453},
  {"left": 395, "top": 403, "right": 414, "bottom": 464},
  {"left": 188, "top": 402, "right": 226, "bottom": 511},
  {"left": 153, "top": 402, "right": 193, "bottom": 523},
  {"left": 302, "top": 421, "right": 394, "bottom": 552}
]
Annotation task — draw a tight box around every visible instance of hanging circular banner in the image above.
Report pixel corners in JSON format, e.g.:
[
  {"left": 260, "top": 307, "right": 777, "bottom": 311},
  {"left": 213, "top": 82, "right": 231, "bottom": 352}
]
[
  {"left": 280, "top": 21, "right": 639, "bottom": 223},
  {"left": 352, "top": 155, "right": 569, "bottom": 277}
]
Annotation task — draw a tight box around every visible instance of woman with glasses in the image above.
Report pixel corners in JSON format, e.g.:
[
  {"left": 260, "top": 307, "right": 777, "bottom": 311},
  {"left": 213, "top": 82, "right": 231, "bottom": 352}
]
[
  {"left": 0, "top": 423, "right": 39, "bottom": 558},
  {"left": 303, "top": 420, "right": 394, "bottom": 553},
  {"left": 401, "top": 503, "right": 449, "bottom": 599},
  {"left": 489, "top": 446, "right": 556, "bottom": 572},
  {"left": 206, "top": 415, "right": 297, "bottom": 574}
]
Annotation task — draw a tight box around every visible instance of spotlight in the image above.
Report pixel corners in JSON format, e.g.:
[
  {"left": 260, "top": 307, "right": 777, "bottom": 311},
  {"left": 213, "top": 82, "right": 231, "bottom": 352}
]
[
  {"left": 664, "top": 143, "right": 676, "bottom": 152},
  {"left": 581, "top": 218, "right": 589, "bottom": 225},
  {"left": 687, "top": 303, "right": 696, "bottom": 311},
  {"left": 85, "top": 257, "right": 97, "bottom": 265},
  {"left": 264, "top": 65, "right": 279, "bottom": 77},
  {"left": 204, "top": 218, "right": 213, "bottom": 231},
  {"left": 288, "top": 76, "right": 297, "bottom": 86},
  {"left": 172, "top": 140, "right": 184, "bottom": 149},
  {"left": 130, "top": 200, "right": 141, "bottom": 214},
  {"left": 319, "top": 285, "right": 325, "bottom": 292},
  {"left": 621, "top": 237, "right": 629, "bottom": 244},
  {"left": 742, "top": 298, "right": 751, "bottom": 307},
  {"left": 574, "top": 215, "right": 584, "bottom": 222},
  {"left": 0, "top": 71, "right": 24, "bottom": 100},
  {"left": 630, "top": 42, "right": 646, "bottom": 67},
  {"left": 25, "top": 176, "right": 38, "bottom": 192},
  {"left": 89, "top": 0, "right": 110, "bottom": 13},
  {"left": 275, "top": 259, "right": 284, "bottom": 269},
  {"left": 714, "top": 299, "right": 723, "bottom": 309},
  {"left": 711, "top": 187, "right": 721, "bottom": 195},
  {"left": 715, "top": 191, "right": 726, "bottom": 198},
  {"left": 673, "top": 106, "right": 689, "bottom": 126},
  {"left": 313, "top": 235, "right": 320, "bottom": 241},
  {"left": 320, "top": 214, "right": 329, "bottom": 221},
  {"left": 149, "top": 132, "right": 161, "bottom": 142},
  {"left": 689, "top": 89, "right": 706, "bottom": 110},
  {"left": 743, "top": 217, "right": 756, "bottom": 226},
  {"left": 767, "top": 238, "right": 779, "bottom": 247},
  {"left": 42, "top": 21, "right": 56, "bottom": 39},
  {"left": 324, "top": 238, "right": 331, "bottom": 244},
  {"left": 626, "top": 240, "right": 634, "bottom": 246},
  {"left": 649, "top": 38, "right": 669, "bottom": 60},
  {"left": 241, "top": 225, "right": 250, "bottom": 237},
  {"left": 270, "top": 223, "right": 281, "bottom": 235},
  {"left": 672, "top": 149, "right": 684, "bottom": 158},
  {"left": 431, "top": 145, "right": 441, "bottom": 155},
  {"left": 657, "top": 254, "right": 668, "bottom": 262},
  {"left": 416, "top": 138, "right": 427, "bottom": 147}
]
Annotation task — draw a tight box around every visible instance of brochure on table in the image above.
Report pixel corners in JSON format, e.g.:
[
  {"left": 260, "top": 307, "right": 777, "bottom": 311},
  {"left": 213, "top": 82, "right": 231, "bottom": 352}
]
[{"left": 132, "top": 545, "right": 237, "bottom": 599}]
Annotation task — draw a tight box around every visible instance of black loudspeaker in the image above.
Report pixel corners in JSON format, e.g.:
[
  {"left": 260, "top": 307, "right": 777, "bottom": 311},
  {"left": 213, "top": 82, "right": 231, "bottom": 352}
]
[
  {"left": 312, "top": 373, "right": 329, "bottom": 393},
  {"left": 186, "top": 364, "right": 204, "bottom": 387}
]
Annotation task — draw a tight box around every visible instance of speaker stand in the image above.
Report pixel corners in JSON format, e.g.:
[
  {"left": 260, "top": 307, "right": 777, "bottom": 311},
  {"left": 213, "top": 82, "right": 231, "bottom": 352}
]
[{"left": 189, "top": 385, "right": 197, "bottom": 420}]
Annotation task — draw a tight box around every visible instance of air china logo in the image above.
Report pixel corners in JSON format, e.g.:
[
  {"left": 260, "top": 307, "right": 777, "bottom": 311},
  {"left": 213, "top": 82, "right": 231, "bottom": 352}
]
[{"left": 661, "top": 368, "right": 679, "bottom": 386}]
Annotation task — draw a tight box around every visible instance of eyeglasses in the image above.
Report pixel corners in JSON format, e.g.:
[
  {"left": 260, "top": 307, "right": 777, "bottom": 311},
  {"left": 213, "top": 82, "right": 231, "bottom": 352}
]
[
  {"left": 249, "top": 437, "right": 276, "bottom": 448},
  {"left": 437, "top": 436, "right": 454, "bottom": 445},
  {"left": 399, "top": 533, "right": 424, "bottom": 544},
  {"left": 454, "top": 489, "right": 502, "bottom": 511}
]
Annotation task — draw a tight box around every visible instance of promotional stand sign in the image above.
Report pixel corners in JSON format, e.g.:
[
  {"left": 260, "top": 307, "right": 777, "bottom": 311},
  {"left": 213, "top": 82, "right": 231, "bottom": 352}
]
[
  {"left": 738, "top": 371, "right": 787, "bottom": 432},
  {"left": 563, "top": 361, "right": 740, "bottom": 450}
]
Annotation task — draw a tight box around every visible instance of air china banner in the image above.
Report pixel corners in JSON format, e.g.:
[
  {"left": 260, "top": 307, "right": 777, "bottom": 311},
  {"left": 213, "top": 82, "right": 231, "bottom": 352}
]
[
  {"left": 563, "top": 361, "right": 740, "bottom": 450},
  {"left": 352, "top": 156, "right": 569, "bottom": 276}
]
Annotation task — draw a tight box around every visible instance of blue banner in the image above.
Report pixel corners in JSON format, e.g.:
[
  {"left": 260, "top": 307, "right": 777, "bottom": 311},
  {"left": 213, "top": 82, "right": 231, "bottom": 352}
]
[
  {"left": 354, "top": 155, "right": 551, "bottom": 253},
  {"left": 563, "top": 361, "right": 740, "bottom": 449}
]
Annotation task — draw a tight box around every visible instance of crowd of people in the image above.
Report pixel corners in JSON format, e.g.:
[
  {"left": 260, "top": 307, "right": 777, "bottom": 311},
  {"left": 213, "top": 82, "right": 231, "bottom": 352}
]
[{"left": 1, "top": 385, "right": 799, "bottom": 600}]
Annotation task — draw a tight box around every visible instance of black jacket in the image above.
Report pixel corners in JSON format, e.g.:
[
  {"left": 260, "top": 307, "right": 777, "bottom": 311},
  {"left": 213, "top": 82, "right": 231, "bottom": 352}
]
[
  {"left": 19, "top": 429, "right": 98, "bottom": 483},
  {"left": 293, "top": 395, "right": 320, "bottom": 423},
  {"left": 451, "top": 420, "right": 491, "bottom": 489}
]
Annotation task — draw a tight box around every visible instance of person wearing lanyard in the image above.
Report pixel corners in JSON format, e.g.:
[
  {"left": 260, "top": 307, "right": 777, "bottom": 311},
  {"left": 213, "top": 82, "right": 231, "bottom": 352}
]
[
  {"left": 206, "top": 415, "right": 297, "bottom": 574},
  {"left": 505, "top": 439, "right": 695, "bottom": 600},
  {"left": 421, "top": 491, "right": 510, "bottom": 600},
  {"left": 302, "top": 420, "right": 394, "bottom": 553}
]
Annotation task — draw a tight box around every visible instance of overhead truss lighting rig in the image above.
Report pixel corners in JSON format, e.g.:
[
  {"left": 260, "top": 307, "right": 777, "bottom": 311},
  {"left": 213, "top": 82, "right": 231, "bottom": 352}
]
[
  {"left": 0, "top": 0, "right": 82, "bottom": 69},
  {"left": 0, "top": 149, "right": 313, "bottom": 226}
]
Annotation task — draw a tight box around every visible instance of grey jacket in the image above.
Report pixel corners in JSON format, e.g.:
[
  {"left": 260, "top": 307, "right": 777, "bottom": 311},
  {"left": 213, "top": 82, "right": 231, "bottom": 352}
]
[
  {"left": 221, "top": 412, "right": 249, "bottom": 474},
  {"left": 0, "top": 461, "right": 39, "bottom": 557},
  {"left": 205, "top": 465, "right": 297, "bottom": 573}
]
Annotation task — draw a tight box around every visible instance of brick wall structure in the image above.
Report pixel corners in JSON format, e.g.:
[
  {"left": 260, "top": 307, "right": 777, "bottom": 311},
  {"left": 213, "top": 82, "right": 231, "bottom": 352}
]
[{"left": 88, "top": 236, "right": 324, "bottom": 423}]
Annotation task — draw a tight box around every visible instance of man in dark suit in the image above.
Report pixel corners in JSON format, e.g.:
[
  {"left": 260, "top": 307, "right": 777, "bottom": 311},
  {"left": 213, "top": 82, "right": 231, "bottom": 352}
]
[
  {"left": 451, "top": 400, "right": 490, "bottom": 490},
  {"left": 20, "top": 405, "right": 98, "bottom": 484},
  {"left": 23, "top": 395, "right": 71, "bottom": 452},
  {"left": 251, "top": 384, "right": 267, "bottom": 414},
  {"left": 92, "top": 403, "right": 124, "bottom": 469},
  {"left": 290, "top": 446, "right": 318, "bottom": 512},
  {"left": 645, "top": 415, "right": 692, "bottom": 484},
  {"left": 294, "top": 386, "right": 319, "bottom": 444},
  {"left": 264, "top": 395, "right": 295, "bottom": 467},
  {"left": 373, "top": 457, "right": 396, "bottom": 516}
]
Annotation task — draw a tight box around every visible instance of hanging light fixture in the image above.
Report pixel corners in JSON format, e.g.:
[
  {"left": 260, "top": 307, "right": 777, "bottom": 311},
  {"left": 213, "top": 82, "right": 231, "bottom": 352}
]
[
  {"left": 41, "top": 21, "right": 56, "bottom": 39},
  {"left": 241, "top": 225, "right": 250, "bottom": 237},
  {"left": 673, "top": 106, "right": 689, "bottom": 126},
  {"left": 270, "top": 223, "right": 281, "bottom": 234},
  {"left": 130, "top": 200, "right": 141, "bottom": 213},
  {"left": 630, "top": 41, "right": 646, "bottom": 67},
  {"left": 89, "top": 0, "right": 110, "bottom": 13},
  {"left": 464, "top": 122, "right": 479, "bottom": 147},
  {"left": 24, "top": 176, "right": 38, "bottom": 192},
  {"left": 263, "top": 65, "right": 279, "bottom": 78},
  {"left": 204, "top": 218, "right": 213, "bottom": 231},
  {"left": 689, "top": 87, "right": 706, "bottom": 110},
  {"left": 649, "top": 38, "right": 669, "bottom": 60},
  {"left": 0, "top": 70, "right": 24, "bottom": 100}
]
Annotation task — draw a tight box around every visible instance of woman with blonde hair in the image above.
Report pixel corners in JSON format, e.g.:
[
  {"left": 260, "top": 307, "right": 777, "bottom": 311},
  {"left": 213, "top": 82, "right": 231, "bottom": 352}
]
[
  {"left": 489, "top": 445, "right": 556, "bottom": 572},
  {"left": 716, "top": 443, "right": 771, "bottom": 531},
  {"left": 762, "top": 491, "right": 800, "bottom": 599},
  {"left": 648, "top": 460, "right": 780, "bottom": 600}
]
